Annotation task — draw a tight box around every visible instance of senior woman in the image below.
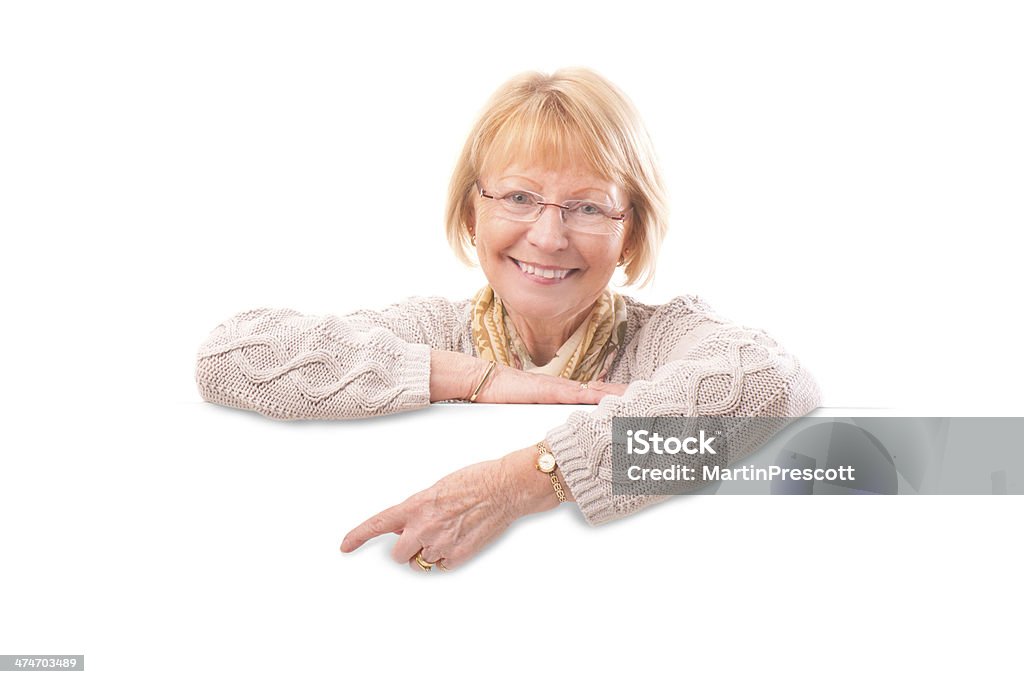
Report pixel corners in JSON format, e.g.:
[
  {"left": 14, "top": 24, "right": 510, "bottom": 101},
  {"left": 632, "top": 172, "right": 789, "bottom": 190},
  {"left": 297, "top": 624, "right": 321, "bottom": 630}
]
[{"left": 195, "top": 67, "right": 821, "bottom": 572}]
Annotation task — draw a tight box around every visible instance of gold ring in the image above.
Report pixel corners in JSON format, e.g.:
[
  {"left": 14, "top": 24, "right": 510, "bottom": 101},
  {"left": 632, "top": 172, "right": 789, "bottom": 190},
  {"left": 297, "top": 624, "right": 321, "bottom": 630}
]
[
  {"left": 414, "top": 552, "right": 434, "bottom": 572},
  {"left": 579, "top": 382, "right": 589, "bottom": 390}
]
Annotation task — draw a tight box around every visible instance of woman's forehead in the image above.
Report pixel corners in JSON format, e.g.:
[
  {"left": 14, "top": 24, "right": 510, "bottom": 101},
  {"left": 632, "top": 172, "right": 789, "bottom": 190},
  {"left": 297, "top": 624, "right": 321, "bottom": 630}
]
[{"left": 488, "top": 163, "right": 620, "bottom": 194}]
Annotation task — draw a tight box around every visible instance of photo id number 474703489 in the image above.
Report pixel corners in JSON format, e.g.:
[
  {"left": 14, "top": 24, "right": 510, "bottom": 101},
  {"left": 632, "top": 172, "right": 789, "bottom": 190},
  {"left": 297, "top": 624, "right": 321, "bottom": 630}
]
[{"left": 0, "top": 656, "right": 83, "bottom": 671}]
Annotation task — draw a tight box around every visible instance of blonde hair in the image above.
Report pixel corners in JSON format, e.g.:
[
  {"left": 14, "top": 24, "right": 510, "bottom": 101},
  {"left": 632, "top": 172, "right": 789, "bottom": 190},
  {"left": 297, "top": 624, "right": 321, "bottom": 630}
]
[{"left": 445, "top": 67, "right": 668, "bottom": 287}]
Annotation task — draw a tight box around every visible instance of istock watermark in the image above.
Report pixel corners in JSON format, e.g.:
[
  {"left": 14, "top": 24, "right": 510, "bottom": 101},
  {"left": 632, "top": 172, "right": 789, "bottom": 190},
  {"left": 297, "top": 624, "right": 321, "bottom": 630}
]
[
  {"left": 611, "top": 417, "right": 1024, "bottom": 495},
  {"left": 625, "top": 428, "right": 718, "bottom": 456}
]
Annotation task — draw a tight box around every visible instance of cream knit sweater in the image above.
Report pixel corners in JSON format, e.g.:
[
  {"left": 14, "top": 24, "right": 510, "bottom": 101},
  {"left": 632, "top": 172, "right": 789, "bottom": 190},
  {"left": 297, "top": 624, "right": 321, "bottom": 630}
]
[{"left": 195, "top": 294, "right": 821, "bottom": 525}]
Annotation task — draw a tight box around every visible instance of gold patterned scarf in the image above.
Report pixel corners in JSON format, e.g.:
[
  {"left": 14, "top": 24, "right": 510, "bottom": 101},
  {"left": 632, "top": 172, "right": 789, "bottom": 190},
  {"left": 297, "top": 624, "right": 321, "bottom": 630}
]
[{"left": 470, "top": 285, "right": 627, "bottom": 382}]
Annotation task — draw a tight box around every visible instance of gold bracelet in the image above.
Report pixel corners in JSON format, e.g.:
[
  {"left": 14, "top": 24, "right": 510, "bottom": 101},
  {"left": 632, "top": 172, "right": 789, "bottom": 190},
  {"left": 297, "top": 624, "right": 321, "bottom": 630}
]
[{"left": 468, "top": 360, "right": 496, "bottom": 403}]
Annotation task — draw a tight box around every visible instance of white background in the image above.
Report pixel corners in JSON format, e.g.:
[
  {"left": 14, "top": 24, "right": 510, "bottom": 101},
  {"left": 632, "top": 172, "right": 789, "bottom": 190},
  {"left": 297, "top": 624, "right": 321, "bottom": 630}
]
[{"left": 1, "top": 1, "right": 1021, "bottom": 682}]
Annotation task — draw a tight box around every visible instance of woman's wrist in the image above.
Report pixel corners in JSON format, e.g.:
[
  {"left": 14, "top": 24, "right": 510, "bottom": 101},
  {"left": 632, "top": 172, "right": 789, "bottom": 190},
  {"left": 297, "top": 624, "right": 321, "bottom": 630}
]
[
  {"left": 500, "top": 444, "right": 575, "bottom": 517},
  {"left": 429, "top": 350, "right": 488, "bottom": 402}
]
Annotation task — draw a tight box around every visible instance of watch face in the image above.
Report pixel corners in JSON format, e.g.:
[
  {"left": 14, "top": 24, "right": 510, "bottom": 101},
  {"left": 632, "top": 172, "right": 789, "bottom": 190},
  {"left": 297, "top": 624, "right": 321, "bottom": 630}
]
[{"left": 537, "top": 452, "right": 556, "bottom": 473}]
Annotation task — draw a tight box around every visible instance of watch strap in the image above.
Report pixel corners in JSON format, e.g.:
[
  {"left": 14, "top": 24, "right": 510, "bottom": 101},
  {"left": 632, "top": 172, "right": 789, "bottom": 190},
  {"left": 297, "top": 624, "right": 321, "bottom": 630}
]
[{"left": 537, "top": 442, "right": 567, "bottom": 503}]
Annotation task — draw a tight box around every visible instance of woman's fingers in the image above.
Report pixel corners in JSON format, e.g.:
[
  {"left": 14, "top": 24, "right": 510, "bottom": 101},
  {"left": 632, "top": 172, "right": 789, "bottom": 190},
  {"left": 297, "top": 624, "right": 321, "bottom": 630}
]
[
  {"left": 408, "top": 545, "right": 466, "bottom": 573},
  {"left": 576, "top": 388, "right": 609, "bottom": 403},
  {"left": 594, "top": 381, "right": 629, "bottom": 396},
  {"left": 435, "top": 546, "right": 470, "bottom": 572},
  {"left": 564, "top": 379, "right": 628, "bottom": 404},
  {"left": 391, "top": 528, "right": 428, "bottom": 564},
  {"left": 406, "top": 545, "right": 449, "bottom": 573},
  {"left": 340, "top": 504, "right": 406, "bottom": 552},
  {"left": 419, "top": 546, "right": 446, "bottom": 564}
]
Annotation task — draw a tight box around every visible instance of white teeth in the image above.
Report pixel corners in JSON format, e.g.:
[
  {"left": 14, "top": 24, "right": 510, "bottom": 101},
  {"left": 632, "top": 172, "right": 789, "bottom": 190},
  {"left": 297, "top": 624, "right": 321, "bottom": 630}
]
[{"left": 515, "top": 260, "right": 570, "bottom": 280}]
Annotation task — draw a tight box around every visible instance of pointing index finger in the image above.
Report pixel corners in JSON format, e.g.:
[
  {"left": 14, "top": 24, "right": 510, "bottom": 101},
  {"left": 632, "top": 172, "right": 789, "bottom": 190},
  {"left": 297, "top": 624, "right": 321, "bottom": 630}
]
[{"left": 340, "top": 505, "right": 406, "bottom": 553}]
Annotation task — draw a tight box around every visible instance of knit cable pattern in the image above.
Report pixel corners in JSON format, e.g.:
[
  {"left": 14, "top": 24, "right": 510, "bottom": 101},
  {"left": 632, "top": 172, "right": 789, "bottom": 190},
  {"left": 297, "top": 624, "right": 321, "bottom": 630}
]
[{"left": 195, "top": 303, "right": 445, "bottom": 419}]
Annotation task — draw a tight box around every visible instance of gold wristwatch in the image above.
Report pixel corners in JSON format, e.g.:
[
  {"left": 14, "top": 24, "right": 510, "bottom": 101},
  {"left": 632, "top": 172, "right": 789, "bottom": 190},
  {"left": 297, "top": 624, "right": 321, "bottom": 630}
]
[{"left": 536, "top": 442, "right": 567, "bottom": 503}]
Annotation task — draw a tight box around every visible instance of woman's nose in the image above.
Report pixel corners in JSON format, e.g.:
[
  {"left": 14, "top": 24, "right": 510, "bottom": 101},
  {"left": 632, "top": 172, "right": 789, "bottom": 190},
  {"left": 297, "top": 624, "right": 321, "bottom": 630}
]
[{"left": 526, "top": 204, "right": 571, "bottom": 252}]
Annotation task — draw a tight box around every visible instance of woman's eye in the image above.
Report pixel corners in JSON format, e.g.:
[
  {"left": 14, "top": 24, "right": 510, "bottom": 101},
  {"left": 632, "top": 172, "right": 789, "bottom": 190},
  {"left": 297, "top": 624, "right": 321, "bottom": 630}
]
[
  {"left": 578, "top": 202, "right": 603, "bottom": 215},
  {"left": 506, "top": 192, "right": 533, "bottom": 205}
]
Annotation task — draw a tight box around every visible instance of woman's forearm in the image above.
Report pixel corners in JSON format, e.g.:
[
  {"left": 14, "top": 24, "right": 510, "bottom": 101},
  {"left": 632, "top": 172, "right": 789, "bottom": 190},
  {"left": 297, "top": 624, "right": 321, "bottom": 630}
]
[{"left": 195, "top": 308, "right": 433, "bottom": 420}]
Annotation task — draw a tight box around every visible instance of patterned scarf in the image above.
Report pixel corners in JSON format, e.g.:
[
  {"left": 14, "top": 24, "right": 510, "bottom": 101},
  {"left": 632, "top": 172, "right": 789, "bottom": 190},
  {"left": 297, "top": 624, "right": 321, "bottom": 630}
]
[{"left": 470, "top": 285, "right": 627, "bottom": 382}]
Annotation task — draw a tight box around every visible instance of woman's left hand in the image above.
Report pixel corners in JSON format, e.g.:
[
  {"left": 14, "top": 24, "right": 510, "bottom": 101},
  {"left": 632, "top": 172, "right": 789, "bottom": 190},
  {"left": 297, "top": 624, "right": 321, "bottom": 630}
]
[{"left": 340, "top": 457, "right": 524, "bottom": 572}]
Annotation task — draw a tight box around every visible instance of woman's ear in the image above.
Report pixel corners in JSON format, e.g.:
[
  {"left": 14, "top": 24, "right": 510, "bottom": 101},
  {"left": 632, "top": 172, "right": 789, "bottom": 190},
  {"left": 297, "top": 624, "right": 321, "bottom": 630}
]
[
  {"left": 619, "top": 218, "right": 635, "bottom": 265},
  {"left": 465, "top": 203, "right": 476, "bottom": 244}
]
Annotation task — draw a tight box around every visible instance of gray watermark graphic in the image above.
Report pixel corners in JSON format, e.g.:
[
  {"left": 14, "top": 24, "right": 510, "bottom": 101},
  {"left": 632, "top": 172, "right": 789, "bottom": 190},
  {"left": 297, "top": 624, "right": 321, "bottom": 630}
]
[{"left": 611, "top": 417, "right": 1023, "bottom": 495}]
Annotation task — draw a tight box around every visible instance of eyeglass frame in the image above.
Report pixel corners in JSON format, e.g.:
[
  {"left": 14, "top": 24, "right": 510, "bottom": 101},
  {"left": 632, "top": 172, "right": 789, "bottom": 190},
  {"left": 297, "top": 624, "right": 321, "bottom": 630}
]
[{"left": 474, "top": 181, "right": 632, "bottom": 229}]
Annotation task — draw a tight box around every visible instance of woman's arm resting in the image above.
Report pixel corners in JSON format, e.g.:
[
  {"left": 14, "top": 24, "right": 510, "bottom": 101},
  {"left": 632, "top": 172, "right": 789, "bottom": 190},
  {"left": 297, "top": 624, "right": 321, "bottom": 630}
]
[
  {"left": 196, "top": 307, "right": 433, "bottom": 420},
  {"left": 547, "top": 317, "right": 822, "bottom": 526},
  {"left": 196, "top": 305, "right": 625, "bottom": 419}
]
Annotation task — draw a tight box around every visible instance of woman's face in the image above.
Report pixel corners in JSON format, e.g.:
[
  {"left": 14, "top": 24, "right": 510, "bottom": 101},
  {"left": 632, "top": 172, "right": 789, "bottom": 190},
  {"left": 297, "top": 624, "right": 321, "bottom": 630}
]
[{"left": 472, "top": 162, "right": 630, "bottom": 325}]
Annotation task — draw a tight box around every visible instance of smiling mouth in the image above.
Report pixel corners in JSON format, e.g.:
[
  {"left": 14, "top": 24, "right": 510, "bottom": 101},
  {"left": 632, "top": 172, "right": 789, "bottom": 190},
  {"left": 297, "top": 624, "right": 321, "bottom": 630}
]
[{"left": 511, "top": 258, "right": 579, "bottom": 281}]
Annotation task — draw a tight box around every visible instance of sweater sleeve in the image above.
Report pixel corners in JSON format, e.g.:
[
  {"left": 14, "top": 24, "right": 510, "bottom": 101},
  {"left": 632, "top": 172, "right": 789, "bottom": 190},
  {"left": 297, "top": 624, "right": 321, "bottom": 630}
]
[
  {"left": 543, "top": 296, "right": 822, "bottom": 525},
  {"left": 194, "top": 297, "right": 466, "bottom": 420}
]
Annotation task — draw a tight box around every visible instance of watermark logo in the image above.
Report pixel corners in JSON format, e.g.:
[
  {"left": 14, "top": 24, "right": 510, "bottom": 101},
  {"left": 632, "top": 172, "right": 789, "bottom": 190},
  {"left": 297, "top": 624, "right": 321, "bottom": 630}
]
[{"left": 626, "top": 428, "right": 717, "bottom": 456}]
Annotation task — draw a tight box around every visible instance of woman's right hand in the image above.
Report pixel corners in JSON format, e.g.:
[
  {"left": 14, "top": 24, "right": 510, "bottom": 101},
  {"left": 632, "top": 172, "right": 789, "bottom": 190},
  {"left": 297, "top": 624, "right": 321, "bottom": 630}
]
[{"left": 472, "top": 360, "right": 627, "bottom": 405}]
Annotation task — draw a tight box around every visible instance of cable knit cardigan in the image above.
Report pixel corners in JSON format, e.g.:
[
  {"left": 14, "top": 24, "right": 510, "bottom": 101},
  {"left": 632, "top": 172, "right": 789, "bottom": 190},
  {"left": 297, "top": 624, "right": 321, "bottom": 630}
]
[{"left": 195, "top": 294, "right": 821, "bottom": 525}]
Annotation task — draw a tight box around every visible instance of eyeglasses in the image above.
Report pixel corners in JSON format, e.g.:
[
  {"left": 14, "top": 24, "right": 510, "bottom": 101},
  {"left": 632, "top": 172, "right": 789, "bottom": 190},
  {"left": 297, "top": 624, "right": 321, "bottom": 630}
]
[{"left": 476, "top": 182, "right": 630, "bottom": 235}]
